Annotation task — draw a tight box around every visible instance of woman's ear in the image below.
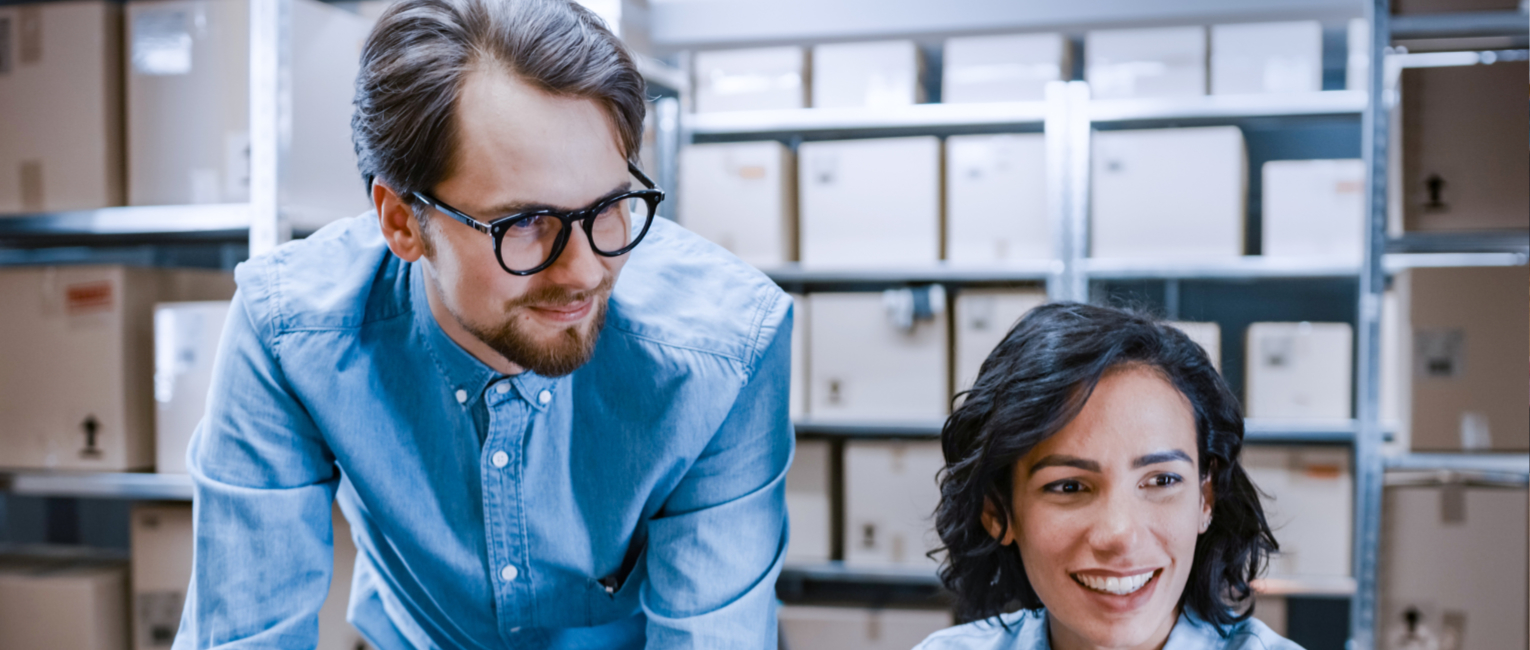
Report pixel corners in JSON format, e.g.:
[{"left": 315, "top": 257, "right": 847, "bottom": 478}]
[
  {"left": 1198, "top": 473, "right": 1215, "bottom": 534},
  {"left": 374, "top": 179, "right": 427, "bottom": 263},
  {"left": 981, "top": 498, "right": 1016, "bottom": 546}
]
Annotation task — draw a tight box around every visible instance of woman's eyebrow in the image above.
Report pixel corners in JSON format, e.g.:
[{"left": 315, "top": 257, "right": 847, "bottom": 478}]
[
  {"left": 1132, "top": 449, "right": 1193, "bottom": 468},
  {"left": 1028, "top": 455, "right": 1100, "bottom": 476}
]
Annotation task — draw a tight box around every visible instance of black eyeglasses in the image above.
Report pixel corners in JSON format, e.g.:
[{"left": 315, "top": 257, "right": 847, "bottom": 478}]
[{"left": 413, "top": 162, "right": 665, "bottom": 276}]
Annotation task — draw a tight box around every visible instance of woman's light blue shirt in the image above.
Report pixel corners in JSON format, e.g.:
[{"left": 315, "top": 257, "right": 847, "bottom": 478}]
[{"left": 916, "top": 609, "right": 1304, "bottom": 650}]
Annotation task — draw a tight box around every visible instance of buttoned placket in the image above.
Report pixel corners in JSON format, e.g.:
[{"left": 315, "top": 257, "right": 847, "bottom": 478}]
[{"left": 478, "top": 374, "right": 555, "bottom": 640}]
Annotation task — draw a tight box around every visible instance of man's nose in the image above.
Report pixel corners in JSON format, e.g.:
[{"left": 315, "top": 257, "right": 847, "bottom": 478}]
[{"left": 541, "top": 223, "right": 607, "bottom": 292}]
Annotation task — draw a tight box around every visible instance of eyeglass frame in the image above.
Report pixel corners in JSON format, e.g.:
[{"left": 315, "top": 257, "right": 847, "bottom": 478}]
[{"left": 411, "top": 162, "right": 665, "bottom": 276}]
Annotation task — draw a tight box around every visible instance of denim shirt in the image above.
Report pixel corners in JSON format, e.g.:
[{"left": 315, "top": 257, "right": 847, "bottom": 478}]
[
  {"left": 915, "top": 609, "right": 1304, "bottom": 650},
  {"left": 173, "top": 214, "right": 794, "bottom": 649}
]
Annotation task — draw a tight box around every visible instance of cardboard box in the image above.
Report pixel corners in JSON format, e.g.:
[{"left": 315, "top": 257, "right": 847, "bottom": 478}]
[
  {"left": 0, "top": 0, "right": 123, "bottom": 213},
  {"left": 128, "top": 0, "right": 370, "bottom": 225},
  {"left": 808, "top": 291, "right": 948, "bottom": 422},
  {"left": 0, "top": 266, "right": 234, "bottom": 471},
  {"left": 1091, "top": 127, "right": 1246, "bottom": 260},
  {"left": 1262, "top": 159, "right": 1366, "bottom": 260},
  {"left": 945, "top": 134, "right": 1050, "bottom": 264},
  {"left": 154, "top": 301, "right": 230, "bottom": 474},
  {"left": 693, "top": 46, "right": 806, "bottom": 112},
  {"left": 1245, "top": 322, "right": 1353, "bottom": 420},
  {"left": 678, "top": 142, "right": 795, "bottom": 267},
  {"left": 843, "top": 440, "right": 945, "bottom": 568},
  {"left": 1405, "top": 266, "right": 1529, "bottom": 452},
  {"left": 1168, "top": 321, "right": 1221, "bottom": 372},
  {"left": 811, "top": 40, "right": 924, "bottom": 109},
  {"left": 790, "top": 292, "right": 808, "bottom": 420},
  {"left": 572, "top": 0, "right": 649, "bottom": 56},
  {"left": 1086, "top": 26, "right": 1207, "bottom": 99},
  {"left": 1380, "top": 485, "right": 1527, "bottom": 650},
  {"left": 1346, "top": 18, "right": 1369, "bottom": 92},
  {"left": 1210, "top": 22, "right": 1323, "bottom": 96},
  {"left": 0, "top": 558, "right": 129, "bottom": 650},
  {"left": 779, "top": 605, "right": 952, "bottom": 650},
  {"left": 786, "top": 439, "right": 831, "bottom": 563},
  {"left": 1242, "top": 446, "right": 1352, "bottom": 578},
  {"left": 954, "top": 289, "right": 1046, "bottom": 394},
  {"left": 942, "top": 33, "right": 1067, "bottom": 104},
  {"left": 798, "top": 137, "right": 941, "bottom": 267},
  {"left": 1400, "top": 61, "right": 1529, "bottom": 233},
  {"left": 131, "top": 504, "right": 369, "bottom": 650}
]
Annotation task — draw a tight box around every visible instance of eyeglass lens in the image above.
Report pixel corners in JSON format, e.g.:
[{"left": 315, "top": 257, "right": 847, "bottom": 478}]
[{"left": 498, "top": 195, "right": 654, "bottom": 272}]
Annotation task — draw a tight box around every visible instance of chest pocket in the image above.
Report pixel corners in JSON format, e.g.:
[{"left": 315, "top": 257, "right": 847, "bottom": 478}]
[{"left": 586, "top": 533, "right": 647, "bottom": 626}]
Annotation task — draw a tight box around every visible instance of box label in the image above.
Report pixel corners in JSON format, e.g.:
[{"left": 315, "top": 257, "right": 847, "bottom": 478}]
[
  {"left": 65, "top": 280, "right": 114, "bottom": 314},
  {"left": 1415, "top": 328, "right": 1465, "bottom": 379},
  {"left": 137, "top": 590, "right": 186, "bottom": 647},
  {"left": 132, "top": 10, "right": 193, "bottom": 76}
]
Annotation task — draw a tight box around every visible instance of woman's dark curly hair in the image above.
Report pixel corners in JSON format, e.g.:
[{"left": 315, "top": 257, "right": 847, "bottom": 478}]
[{"left": 934, "top": 301, "right": 1277, "bottom": 629}]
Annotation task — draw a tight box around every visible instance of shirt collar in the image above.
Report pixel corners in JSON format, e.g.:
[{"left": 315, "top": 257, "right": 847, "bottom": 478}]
[{"left": 409, "top": 261, "right": 557, "bottom": 410}]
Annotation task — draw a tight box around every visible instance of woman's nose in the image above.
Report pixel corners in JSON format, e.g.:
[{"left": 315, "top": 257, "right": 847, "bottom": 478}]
[{"left": 1086, "top": 486, "right": 1143, "bottom": 556}]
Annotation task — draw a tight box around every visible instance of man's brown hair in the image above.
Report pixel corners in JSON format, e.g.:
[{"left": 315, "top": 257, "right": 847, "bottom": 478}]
[{"left": 352, "top": 0, "right": 646, "bottom": 203}]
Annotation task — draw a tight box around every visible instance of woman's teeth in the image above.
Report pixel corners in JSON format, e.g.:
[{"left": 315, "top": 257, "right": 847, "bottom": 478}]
[{"left": 1073, "top": 570, "right": 1156, "bottom": 595}]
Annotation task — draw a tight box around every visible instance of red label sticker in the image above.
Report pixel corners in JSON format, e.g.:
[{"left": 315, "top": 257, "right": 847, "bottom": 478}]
[{"left": 66, "top": 280, "right": 114, "bottom": 314}]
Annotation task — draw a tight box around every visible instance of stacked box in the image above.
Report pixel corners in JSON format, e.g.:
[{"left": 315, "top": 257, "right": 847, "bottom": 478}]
[
  {"left": 1262, "top": 159, "right": 1366, "bottom": 260},
  {"left": 789, "top": 293, "right": 808, "bottom": 420},
  {"left": 1168, "top": 321, "right": 1221, "bottom": 372},
  {"left": 843, "top": 440, "right": 945, "bottom": 569},
  {"left": 1404, "top": 266, "right": 1529, "bottom": 452},
  {"left": 0, "top": 266, "right": 234, "bottom": 471},
  {"left": 678, "top": 142, "right": 795, "bottom": 267},
  {"left": 693, "top": 47, "right": 807, "bottom": 112},
  {"left": 779, "top": 605, "right": 952, "bottom": 650},
  {"left": 1242, "top": 447, "right": 1352, "bottom": 578},
  {"left": 785, "top": 439, "right": 831, "bottom": 563},
  {"left": 1245, "top": 322, "right": 1353, "bottom": 420},
  {"left": 0, "top": 0, "right": 123, "bottom": 213},
  {"left": 798, "top": 137, "right": 941, "bottom": 267},
  {"left": 154, "top": 301, "right": 231, "bottom": 474},
  {"left": 1086, "top": 26, "right": 1207, "bottom": 99},
  {"left": 1091, "top": 127, "right": 1246, "bottom": 260},
  {"left": 811, "top": 40, "right": 924, "bottom": 108},
  {"left": 942, "top": 33, "right": 1067, "bottom": 103},
  {"left": 945, "top": 134, "right": 1049, "bottom": 264},
  {"left": 953, "top": 289, "right": 1046, "bottom": 394},
  {"left": 1210, "top": 22, "right": 1323, "bottom": 95},
  {"left": 807, "top": 292, "right": 948, "bottom": 423},
  {"left": 0, "top": 558, "right": 129, "bottom": 650}
]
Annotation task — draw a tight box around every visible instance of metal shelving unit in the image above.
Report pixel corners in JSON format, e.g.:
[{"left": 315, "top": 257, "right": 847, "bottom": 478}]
[{"left": 0, "top": 470, "right": 193, "bottom": 501}]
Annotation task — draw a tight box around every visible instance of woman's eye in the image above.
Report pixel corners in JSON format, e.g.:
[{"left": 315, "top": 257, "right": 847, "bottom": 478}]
[
  {"left": 1148, "top": 474, "right": 1182, "bottom": 488},
  {"left": 1044, "top": 480, "right": 1085, "bottom": 494}
]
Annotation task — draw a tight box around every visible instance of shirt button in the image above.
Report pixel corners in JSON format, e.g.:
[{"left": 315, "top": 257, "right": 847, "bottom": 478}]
[
  {"left": 500, "top": 565, "right": 519, "bottom": 582},
  {"left": 454, "top": 389, "right": 467, "bottom": 404},
  {"left": 491, "top": 451, "right": 509, "bottom": 468},
  {"left": 538, "top": 390, "right": 552, "bottom": 405},
  {"left": 495, "top": 383, "right": 510, "bottom": 394}
]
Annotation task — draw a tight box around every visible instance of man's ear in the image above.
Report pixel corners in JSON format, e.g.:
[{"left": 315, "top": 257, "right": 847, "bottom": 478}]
[
  {"left": 374, "top": 179, "right": 427, "bottom": 263},
  {"left": 981, "top": 497, "right": 1016, "bottom": 546}
]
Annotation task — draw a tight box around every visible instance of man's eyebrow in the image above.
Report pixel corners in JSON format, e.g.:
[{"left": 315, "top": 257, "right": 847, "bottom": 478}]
[
  {"left": 1132, "top": 449, "right": 1193, "bottom": 469},
  {"left": 482, "top": 181, "right": 632, "bottom": 217},
  {"left": 1028, "top": 455, "right": 1101, "bottom": 476}
]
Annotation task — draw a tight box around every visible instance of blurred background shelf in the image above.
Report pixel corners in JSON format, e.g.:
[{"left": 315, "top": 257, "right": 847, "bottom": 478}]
[
  {"left": 795, "top": 419, "right": 1365, "bottom": 444},
  {"left": 0, "top": 470, "right": 193, "bottom": 501},
  {"left": 1383, "top": 453, "right": 1530, "bottom": 487},
  {"left": 779, "top": 562, "right": 1359, "bottom": 599},
  {"left": 1081, "top": 257, "right": 1362, "bottom": 280},
  {"left": 687, "top": 101, "right": 1049, "bottom": 138},
  {"left": 1390, "top": 10, "right": 1530, "bottom": 40},
  {"left": 1086, "top": 90, "right": 1366, "bottom": 124},
  {"left": 0, "top": 204, "right": 252, "bottom": 246},
  {"left": 764, "top": 262, "right": 1059, "bottom": 287},
  {"left": 1385, "top": 231, "right": 1530, "bottom": 256}
]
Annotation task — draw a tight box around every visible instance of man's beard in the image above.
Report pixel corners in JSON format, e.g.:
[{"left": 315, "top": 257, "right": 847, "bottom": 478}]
[{"left": 459, "top": 276, "right": 614, "bottom": 378}]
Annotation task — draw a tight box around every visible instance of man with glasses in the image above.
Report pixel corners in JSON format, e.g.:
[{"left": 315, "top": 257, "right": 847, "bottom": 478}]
[{"left": 173, "top": 0, "right": 792, "bottom": 648}]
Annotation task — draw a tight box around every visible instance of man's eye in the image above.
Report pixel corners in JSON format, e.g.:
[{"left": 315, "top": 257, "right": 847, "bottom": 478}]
[
  {"left": 1045, "top": 480, "right": 1085, "bottom": 494},
  {"left": 510, "top": 216, "right": 545, "bottom": 230}
]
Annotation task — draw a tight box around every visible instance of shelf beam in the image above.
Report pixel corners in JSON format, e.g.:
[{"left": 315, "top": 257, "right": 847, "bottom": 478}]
[
  {"left": 687, "top": 102, "right": 1048, "bottom": 137},
  {"left": 0, "top": 471, "right": 193, "bottom": 501}
]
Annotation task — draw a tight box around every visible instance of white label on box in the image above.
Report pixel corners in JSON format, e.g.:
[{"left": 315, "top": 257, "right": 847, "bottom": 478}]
[
  {"left": 1414, "top": 328, "right": 1465, "bottom": 379},
  {"left": 132, "top": 9, "right": 193, "bottom": 75}
]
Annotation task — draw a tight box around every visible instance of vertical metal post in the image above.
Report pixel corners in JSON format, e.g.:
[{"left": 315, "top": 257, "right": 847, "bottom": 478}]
[
  {"left": 248, "top": 0, "right": 292, "bottom": 257},
  {"left": 655, "top": 96, "right": 681, "bottom": 221},
  {"left": 1064, "top": 81, "right": 1093, "bottom": 303},
  {"left": 1351, "top": 1, "right": 1390, "bottom": 648},
  {"left": 1043, "top": 81, "right": 1071, "bottom": 302}
]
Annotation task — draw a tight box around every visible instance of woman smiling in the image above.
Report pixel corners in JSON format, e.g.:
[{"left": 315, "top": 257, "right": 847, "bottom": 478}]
[{"left": 917, "top": 303, "right": 1300, "bottom": 650}]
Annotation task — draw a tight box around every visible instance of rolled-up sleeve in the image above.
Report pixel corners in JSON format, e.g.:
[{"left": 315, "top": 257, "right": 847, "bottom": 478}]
[
  {"left": 641, "top": 297, "right": 795, "bottom": 649},
  {"left": 172, "top": 279, "right": 339, "bottom": 650}
]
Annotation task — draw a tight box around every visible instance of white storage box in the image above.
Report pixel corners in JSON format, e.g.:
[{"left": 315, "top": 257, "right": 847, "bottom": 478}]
[
  {"left": 789, "top": 293, "right": 808, "bottom": 420},
  {"left": 785, "top": 439, "right": 831, "bottom": 563},
  {"left": 693, "top": 46, "right": 806, "bottom": 112},
  {"left": 1241, "top": 446, "right": 1352, "bottom": 578},
  {"left": 808, "top": 291, "right": 948, "bottom": 423},
  {"left": 0, "top": 559, "right": 128, "bottom": 650},
  {"left": 1091, "top": 127, "right": 1246, "bottom": 260},
  {"left": 1245, "top": 322, "right": 1353, "bottom": 420},
  {"left": 945, "top": 134, "right": 1050, "bottom": 264},
  {"left": 1086, "top": 26, "right": 1207, "bottom": 99},
  {"left": 843, "top": 440, "right": 945, "bottom": 569},
  {"left": 0, "top": 266, "right": 234, "bottom": 471},
  {"left": 1404, "top": 266, "right": 1530, "bottom": 452},
  {"left": 1262, "top": 159, "right": 1365, "bottom": 260},
  {"left": 154, "top": 301, "right": 231, "bottom": 474},
  {"left": 954, "top": 289, "right": 1046, "bottom": 394},
  {"left": 1210, "top": 22, "right": 1323, "bottom": 95},
  {"left": 0, "top": 0, "right": 123, "bottom": 213},
  {"left": 128, "top": 0, "right": 370, "bottom": 225},
  {"left": 942, "top": 33, "right": 1067, "bottom": 103},
  {"left": 678, "top": 142, "right": 795, "bottom": 267},
  {"left": 1168, "top": 321, "right": 1221, "bottom": 372},
  {"left": 798, "top": 137, "right": 941, "bottom": 267},
  {"left": 811, "top": 40, "right": 924, "bottom": 109},
  {"left": 779, "top": 605, "right": 952, "bottom": 650},
  {"left": 1381, "top": 485, "right": 1527, "bottom": 650}
]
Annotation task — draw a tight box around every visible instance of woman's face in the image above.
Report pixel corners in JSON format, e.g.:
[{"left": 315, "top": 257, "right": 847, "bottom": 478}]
[{"left": 987, "top": 364, "right": 1213, "bottom": 650}]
